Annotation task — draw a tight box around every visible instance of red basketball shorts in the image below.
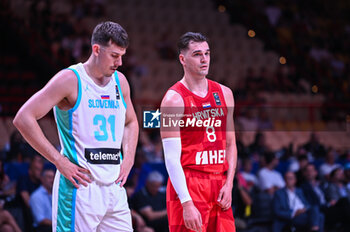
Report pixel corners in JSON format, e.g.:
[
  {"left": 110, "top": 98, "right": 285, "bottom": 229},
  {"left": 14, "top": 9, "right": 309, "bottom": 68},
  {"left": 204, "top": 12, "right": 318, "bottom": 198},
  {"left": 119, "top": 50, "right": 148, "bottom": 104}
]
[{"left": 166, "top": 169, "right": 236, "bottom": 232}]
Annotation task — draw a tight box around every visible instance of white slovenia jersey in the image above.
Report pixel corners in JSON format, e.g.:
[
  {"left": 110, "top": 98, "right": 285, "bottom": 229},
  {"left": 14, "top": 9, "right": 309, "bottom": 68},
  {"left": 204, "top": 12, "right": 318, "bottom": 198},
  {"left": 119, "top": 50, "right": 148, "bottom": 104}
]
[{"left": 54, "top": 63, "right": 127, "bottom": 185}]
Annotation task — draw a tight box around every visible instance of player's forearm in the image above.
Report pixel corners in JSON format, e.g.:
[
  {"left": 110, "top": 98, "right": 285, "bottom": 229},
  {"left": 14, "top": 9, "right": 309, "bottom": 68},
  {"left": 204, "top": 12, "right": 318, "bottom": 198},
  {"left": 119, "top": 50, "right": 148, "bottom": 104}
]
[
  {"left": 162, "top": 138, "right": 192, "bottom": 204},
  {"left": 122, "top": 119, "right": 139, "bottom": 164},
  {"left": 13, "top": 112, "right": 61, "bottom": 165}
]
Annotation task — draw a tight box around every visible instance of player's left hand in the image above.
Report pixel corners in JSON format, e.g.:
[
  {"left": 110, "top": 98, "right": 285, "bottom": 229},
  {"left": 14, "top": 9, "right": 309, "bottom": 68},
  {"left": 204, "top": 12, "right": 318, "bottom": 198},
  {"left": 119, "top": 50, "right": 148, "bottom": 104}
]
[
  {"left": 116, "top": 160, "right": 133, "bottom": 187},
  {"left": 217, "top": 183, "right": 233, "bottom": 211}
]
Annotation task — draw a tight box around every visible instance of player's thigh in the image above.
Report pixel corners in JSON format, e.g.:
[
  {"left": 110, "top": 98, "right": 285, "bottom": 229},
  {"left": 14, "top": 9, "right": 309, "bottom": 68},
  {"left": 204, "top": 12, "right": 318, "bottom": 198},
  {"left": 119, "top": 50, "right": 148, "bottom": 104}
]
[
  {"left": 75, "top": 182, "right": 111, "bottom": 231},
  {"left": 167, "top": 177, "right": 211, "bottom": 229},
  {"left": 53, "top": 172, "right": 106, "bottom": 232},
  {"left": 207, "top": 205, "right": 235, "bottom": 232},
  {"left": 52, "top": 171, "right": 99, "bottom": 232},
  {"left": 97, "top": 185, "right": 132, "bottom": 232}
]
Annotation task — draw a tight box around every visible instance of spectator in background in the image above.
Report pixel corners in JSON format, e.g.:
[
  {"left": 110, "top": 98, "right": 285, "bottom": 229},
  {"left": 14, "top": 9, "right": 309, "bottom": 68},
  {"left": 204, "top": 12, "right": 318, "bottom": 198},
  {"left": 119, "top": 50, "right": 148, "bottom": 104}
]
[
  {"left": 288, "top": 147, "right": 308, "bottom": 173},
  {"left": 128, "top": 147, "right": 148, "bottom": 192},
  {"left": 249, "top": 132, "right": 268, "bottom": 157},
  {"left": 345, "top": 163, "right": 350, "bottom": 191},
  {"left": 302, "top": 133, "right": 326, "bottom": 159},
  {"left": 131, "top": 210, "right": 155, "bottom": 232},
  {"left": 6, "top": 131, "right": 36, "bottom": 162},
  {"left": 140, "top": 131, "right": 164, "bottom": 163},
  {"left": 16, "top": 155, "right": 43, "bottom": 232},
  {"left": 289, "top": 155, "right": 309, "bottom": 186},
  {"left": 241, "top": 158, "right": 258, "bottom": 190},
  {"left": 249, "top": 152, "right": 284, "bottom": 226},
  {"left": 273, "top": 171, "right": 324, "bottom": 232},
  {"left": 324, "top": 167, "right": 350, "bottom": 210},
  {"left": 124, "top": 179, "right": 155, "bottom": 232},
  {"left": 17, "top": 155, "right": 43, "bottom": 208},
  {"left": 232, "top": 159, "right": 253, "bottom": 230},
  {"left": 301, "top": 163, "right": 350, "bottom": 230},
  {"left": 131, "top": 171, "right": 168, "bottom": 232},
  {"left": 319, "top": 149, "right": 341, "bottom": 180},
  {"left": 258, "top": 152, "right": 285, "bottom": 196},
  {"left": 0, "top": 160, "right": 16, "bottom": 204},
  {"left": 29, "top": 168, "right": 55, "bottom": 232},
  {"left": 0, "top": 201, "right": 21, "bottom": 232},
  {"left": 301, "top": 164, "right": 327, "bottom": 209}
]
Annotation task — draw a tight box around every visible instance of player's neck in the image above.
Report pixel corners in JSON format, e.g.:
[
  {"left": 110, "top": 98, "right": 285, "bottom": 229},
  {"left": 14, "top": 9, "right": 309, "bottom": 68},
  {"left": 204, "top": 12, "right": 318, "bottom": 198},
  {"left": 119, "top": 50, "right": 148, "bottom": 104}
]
[
  {"left": 83, "top": 59, "right": 110, "bottom": 87},
  {"left": 181, "top": 75, "right": 208, "bottom": 97}
]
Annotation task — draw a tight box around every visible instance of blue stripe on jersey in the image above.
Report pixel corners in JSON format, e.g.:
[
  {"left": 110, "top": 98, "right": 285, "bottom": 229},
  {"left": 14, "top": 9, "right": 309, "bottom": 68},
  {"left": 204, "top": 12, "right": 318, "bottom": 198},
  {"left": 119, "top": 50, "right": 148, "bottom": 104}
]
[
  {"left": 54, "top": 67, "right": 82, "bottom": 231},
  {"left": 54, "top": 68, "right": 82, "bottom": 164},
  {"left": 56, "top": 174, "right": 76, "bottom": 232},
  {"left": 71, "top": 188, "right": 77, "bottom": 231},
  {"left": 67, "top": 68, "right": 82, "bottom": 112},
  {"left": 114, "top": 71, "right": 127, "bottom": 109}
]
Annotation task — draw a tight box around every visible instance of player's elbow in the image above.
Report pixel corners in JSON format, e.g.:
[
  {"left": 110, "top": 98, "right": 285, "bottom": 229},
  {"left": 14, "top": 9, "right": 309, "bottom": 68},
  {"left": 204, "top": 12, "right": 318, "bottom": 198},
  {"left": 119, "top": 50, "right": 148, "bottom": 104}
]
[
  {"left": 13, "top": 111, "right": 23, "bottom": 130},
  {"left": 13, "top": 110, "right": 30, "bottom": 132},
  {"left": 125, "top": 114, "right": 139, "bottom": 130}
]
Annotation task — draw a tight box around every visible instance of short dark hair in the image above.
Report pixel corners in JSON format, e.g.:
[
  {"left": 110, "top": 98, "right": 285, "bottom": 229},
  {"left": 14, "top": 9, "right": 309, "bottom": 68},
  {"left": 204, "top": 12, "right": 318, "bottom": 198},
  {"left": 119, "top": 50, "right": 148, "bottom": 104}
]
[
  {"left": 330, "top": 167, "right": 342, "bottom": 179},
  {"left": 91, "top": 21, "right": 129, "bottom": 48},
  {"left": 264, "top": 152, "right": 276, "bottom": 165},
  {"left": 177, "top": 32, "right": 208, "bottom": 54},
  {"left": 297, "top": 154, "right": 308, "bottom": 162}
]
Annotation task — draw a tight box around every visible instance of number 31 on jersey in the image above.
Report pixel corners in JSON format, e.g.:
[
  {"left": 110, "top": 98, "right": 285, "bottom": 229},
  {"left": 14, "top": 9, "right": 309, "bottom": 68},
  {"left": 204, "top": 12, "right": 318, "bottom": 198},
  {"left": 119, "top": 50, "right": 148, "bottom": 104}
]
[{"left": 93, "top": 114, "right": 116, "bottom": 141}]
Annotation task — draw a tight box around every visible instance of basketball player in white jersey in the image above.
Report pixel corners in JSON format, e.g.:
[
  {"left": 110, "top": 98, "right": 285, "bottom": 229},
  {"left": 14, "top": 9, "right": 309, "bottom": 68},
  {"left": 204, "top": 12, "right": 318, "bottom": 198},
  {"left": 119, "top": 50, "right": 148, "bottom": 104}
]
[{"left": 13, "top": 22, "right": 139, "bottom": 231}]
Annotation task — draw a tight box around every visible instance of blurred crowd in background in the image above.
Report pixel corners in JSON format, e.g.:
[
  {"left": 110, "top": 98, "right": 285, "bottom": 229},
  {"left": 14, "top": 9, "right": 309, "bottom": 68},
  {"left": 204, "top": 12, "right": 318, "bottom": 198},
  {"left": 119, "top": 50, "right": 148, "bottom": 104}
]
[{"left": 0, "top": 0, "right": 349, "bottom": 231}]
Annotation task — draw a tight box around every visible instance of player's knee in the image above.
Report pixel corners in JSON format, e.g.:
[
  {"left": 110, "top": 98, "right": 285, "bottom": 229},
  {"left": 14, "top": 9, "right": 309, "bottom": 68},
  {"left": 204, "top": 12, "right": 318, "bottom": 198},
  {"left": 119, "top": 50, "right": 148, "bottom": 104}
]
[
  {"left": 0, "top": 224, "right": 14, "bottom": 232},
  {"left": 0, "top": 210, "right": 12, "bottom": 220}
]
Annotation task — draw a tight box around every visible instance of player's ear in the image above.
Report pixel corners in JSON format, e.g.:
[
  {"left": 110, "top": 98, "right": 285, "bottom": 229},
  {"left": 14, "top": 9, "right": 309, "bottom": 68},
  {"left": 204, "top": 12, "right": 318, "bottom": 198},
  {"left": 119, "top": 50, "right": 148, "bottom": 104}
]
[
  {"left": 92, "top": 44, "right": 101, "bottom": 56},
  {"left": 179, "top": 53, "right": 185, "bottom": 65}
]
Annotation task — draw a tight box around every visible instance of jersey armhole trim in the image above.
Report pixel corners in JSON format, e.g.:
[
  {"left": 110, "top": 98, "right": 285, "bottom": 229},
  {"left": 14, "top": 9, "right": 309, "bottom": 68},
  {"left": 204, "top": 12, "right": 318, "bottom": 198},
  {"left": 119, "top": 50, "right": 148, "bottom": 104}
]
[
  {"left": 66, "top": 68, "right": 82, "bottom": 113},
  {"left": 218, "top": 84, "right": 229, "bottom": 107},
  {"left": 114, "top": 71, "right": 127, "bottom": 109}
]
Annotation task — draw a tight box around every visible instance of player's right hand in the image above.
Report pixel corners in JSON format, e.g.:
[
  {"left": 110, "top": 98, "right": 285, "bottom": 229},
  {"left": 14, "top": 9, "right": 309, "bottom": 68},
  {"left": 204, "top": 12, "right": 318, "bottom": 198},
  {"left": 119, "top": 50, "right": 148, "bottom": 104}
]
[
  {"left": 182, "top": 201, "right": 202, "bottom": 232},
  {"left": 56, "top": 156, "right": 92, "bottom": 188}
]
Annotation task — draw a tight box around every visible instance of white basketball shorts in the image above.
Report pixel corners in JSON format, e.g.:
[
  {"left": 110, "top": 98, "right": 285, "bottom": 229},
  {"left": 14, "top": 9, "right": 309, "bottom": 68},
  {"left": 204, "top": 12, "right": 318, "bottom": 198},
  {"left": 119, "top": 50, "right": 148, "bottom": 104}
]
[{"left": 52, "top": 170, "right": 133, "bottom": 232}]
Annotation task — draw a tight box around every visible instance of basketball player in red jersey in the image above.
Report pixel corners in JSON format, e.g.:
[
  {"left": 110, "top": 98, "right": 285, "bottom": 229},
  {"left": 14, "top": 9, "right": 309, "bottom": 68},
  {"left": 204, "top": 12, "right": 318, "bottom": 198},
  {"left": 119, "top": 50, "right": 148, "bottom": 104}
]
[{"left": 160, "top": 32, "right": 237, "bottom": 232}]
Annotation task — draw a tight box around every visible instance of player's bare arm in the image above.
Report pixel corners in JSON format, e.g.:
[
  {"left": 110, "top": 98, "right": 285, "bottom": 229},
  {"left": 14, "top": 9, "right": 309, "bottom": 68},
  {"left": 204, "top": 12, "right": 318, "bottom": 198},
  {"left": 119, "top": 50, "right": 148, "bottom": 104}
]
[
  {"left": 13, "top": 70, "right": 92, "bottom": 188},
  {"left": 160, "top": 90, "right": 184, "bottom": 138},
  {"left": 116, "top": 71, "right": 139, "bottom": 187},
  {"left": 161, "top": 90, "right": 203, "bottom": 232},
  {"left": 216, "top": 84, "right": 237, "bottom": 211}
]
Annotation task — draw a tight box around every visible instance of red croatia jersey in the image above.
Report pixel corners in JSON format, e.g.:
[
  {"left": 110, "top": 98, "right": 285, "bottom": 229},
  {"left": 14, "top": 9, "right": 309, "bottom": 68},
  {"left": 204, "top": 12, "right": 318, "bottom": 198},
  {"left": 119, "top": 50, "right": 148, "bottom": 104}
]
[{"left": 169, "top": 79, "right": 228, "bottom": 173}]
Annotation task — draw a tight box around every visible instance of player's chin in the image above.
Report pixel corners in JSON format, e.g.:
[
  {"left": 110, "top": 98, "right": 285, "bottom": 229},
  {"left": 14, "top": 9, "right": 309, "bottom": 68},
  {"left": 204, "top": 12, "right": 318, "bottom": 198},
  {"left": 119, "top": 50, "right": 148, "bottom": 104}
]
[{"left": 107, "top": 70, "right": 116, "bottom": 76}]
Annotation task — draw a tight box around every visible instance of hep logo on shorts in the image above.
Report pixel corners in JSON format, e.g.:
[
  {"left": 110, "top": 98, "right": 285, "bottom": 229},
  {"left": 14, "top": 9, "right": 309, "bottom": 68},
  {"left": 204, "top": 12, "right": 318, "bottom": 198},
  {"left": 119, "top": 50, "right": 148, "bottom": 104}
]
[{"left": 143, "top": 109, "right": 161, "bottom": 128}]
